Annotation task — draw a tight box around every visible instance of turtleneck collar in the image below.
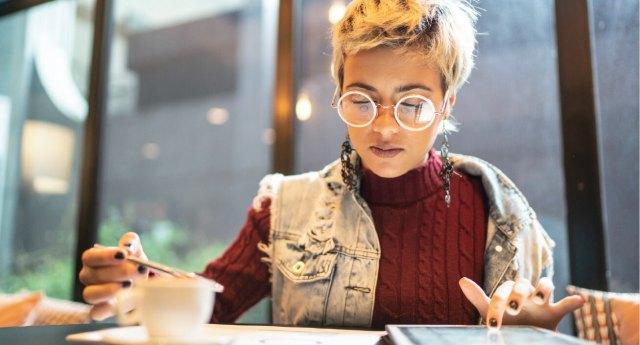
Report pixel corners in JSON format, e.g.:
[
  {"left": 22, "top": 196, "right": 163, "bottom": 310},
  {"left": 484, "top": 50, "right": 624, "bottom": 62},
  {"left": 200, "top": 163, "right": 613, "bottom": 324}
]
[{"left": 360, "top": 149, "right": 444, "bottom": 206}]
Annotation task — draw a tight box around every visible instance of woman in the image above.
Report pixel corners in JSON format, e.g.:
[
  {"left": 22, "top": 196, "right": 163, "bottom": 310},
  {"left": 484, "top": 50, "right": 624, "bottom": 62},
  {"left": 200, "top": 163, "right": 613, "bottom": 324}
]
[{"left": 79, "top": 0, "right": 583, "bottom": 330}]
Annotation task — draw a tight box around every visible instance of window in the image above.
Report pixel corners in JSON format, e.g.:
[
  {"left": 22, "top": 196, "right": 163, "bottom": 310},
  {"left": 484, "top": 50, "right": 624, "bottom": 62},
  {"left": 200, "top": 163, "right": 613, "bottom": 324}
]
[
  {"left": 457, "top": 1, "right": 570, "bottom": 331},
  {"left": 591, "top": 0, "right": 639, "bottom": 293},
  {"left": 0, "top": 0, "right": 95, "bottom": 299},
  {"left": 97, "top": 0, "right": 277, "bottom": 323}
]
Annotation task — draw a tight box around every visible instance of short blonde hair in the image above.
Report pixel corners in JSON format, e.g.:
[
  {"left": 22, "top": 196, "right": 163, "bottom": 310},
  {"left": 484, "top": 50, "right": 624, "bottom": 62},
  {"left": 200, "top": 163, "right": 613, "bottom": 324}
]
[{"left": 331, "top": 0, "right": 478, "bottom": 130}]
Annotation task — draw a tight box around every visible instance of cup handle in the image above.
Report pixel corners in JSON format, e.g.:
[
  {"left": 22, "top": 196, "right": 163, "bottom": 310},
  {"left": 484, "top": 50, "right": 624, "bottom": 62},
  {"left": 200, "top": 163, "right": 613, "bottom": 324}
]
[{"left": 114, "top": 288, "right": 140, "bottom": 326}]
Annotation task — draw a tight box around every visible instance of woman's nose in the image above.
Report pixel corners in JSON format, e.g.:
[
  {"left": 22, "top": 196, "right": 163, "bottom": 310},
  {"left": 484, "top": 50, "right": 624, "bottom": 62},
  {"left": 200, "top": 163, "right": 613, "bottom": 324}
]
[{"left": 371, "top": 105, "right": 400, "bottom": 135}]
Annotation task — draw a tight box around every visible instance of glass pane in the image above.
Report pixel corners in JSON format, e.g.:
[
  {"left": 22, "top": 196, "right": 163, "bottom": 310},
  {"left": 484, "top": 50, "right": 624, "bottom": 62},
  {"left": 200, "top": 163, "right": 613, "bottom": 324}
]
[
  {"left": 460, "top": 1, "right": 570, "bottom": 332},
  {"left": 294, "top": 1, "right": 344, "bottom": 172},
  {"left": 98, "top": 0, "right": 277, "bottom": 323},
  {"left": 294, "top": 0, "right": 572, "bottom": 333},
  {"left": 591, "top": 0, "right": 639, "bottom": 293},
  {"left": 0, "top": 0, "right": 95, "bottom": 299}
]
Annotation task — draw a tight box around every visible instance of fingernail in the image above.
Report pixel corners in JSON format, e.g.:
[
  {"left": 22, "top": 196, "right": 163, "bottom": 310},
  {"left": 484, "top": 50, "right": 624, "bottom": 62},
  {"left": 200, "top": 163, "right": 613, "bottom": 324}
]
[
  {"left": 489, "top": 318, "right": 498, "bottom": 328},
  {"left": 509, "top": 300, "right": 519, "bottom": 311},
  {"left": 536, "top": 291, "right": 544, "bottom": 300},
  {"left": 137, "top": 265, "right": 147, "bottom": 274},
  {"left": 114, "top": 252, "right": 125, "bottom": 260},
  {"left": 124, "top": 242, "right": 137, "bottom": 253},
  {"left": 121, "top": 280, "right": 132, "bottom": 288}
]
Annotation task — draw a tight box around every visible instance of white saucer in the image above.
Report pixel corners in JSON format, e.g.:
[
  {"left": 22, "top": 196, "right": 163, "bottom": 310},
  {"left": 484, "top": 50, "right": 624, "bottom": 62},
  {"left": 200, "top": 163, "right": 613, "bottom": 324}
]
[
  {"left": 66, "top": 326, "right": 231, "bottom": 345},
  {"left": 66, "top": 324, "right": 383, "bottom": 345}
]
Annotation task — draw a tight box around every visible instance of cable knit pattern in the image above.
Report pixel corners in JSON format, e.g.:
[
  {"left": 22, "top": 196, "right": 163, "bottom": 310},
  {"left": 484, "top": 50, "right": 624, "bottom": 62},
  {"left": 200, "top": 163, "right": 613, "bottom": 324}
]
[
  {"left": 458, "top": 177, "right": 475, "bottom": 318},
  {"left": 432, "top": 186, "right": 447, "bottom": 323},
  {"left": 201, "top": 200, "right": 272, "bottom": 323},
  {"left": 363, "top": 149, "right": 488, "bottom": 328}
]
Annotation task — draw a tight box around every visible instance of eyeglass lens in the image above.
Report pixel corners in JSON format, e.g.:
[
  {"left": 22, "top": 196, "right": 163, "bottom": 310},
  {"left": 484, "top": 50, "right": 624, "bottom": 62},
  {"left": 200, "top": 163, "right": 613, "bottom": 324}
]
[{"left": 337, "top": 92, "right": 437, "bottom": 130}]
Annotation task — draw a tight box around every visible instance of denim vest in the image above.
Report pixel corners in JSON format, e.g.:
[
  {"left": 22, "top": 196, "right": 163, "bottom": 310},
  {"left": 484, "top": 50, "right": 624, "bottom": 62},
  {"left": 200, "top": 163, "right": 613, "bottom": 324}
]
[{"left": 254, "top": 153, "right": 555, "bottom": 328}]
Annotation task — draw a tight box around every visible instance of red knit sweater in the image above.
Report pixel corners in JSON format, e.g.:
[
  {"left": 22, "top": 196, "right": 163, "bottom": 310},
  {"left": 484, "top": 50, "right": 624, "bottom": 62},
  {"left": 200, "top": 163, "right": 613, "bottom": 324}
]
[{"left": 202, "top": 150, "right": 487, "bottom": 327}]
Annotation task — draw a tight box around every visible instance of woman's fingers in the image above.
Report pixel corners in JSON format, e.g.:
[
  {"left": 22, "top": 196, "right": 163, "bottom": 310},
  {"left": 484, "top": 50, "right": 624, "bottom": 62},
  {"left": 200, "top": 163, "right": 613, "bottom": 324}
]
[
  {"left": 459, "top": 277, "right": 490, "bottom": 317},
  {"left": 506, "top": 278, "right": 533, "bottom": 315},
  {"left": 80, "top": 232, "right": 149, "bottom": 285},
  {"left": 486, "top": 280, "right": 515, "bottom": 329},
  {"left": 79, "top": 262, "right": 145, "bottom": 285},
  {"left": 79, "top": 231, "right": 149, "bottom": 322},
  {"left": 459, "top": 277, "right": 581, "bottom": 331},
  {"left": 81, "top": 246, "right": 128, "bottom": 268},
  {"left": 89, "top": 300, "right": 116, "bottom": 321},
  {"left": 532, "top": 277, "right": 554, "bottom": 305},
  {"left": 82, "top": 282, "right": 131, "bottom": 305}
]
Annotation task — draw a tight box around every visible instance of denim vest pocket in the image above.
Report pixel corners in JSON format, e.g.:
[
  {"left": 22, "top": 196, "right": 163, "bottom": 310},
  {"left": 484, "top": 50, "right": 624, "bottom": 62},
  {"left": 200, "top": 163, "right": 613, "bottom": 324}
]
[
  {"left": 275, "top": 241, "right": 338, "bottom": 283},
  {"left": 272, "top": 240, "right": 339, "bottom": 325}
]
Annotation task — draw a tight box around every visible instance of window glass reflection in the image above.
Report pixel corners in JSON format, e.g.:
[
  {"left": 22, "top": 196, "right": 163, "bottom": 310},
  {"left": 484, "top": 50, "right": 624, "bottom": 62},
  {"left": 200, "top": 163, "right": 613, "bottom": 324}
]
[
  {"left": 0, "top": 0, "right": 95, "bottom": 299},
  {"left": 98, "top": 0, "right": 277, "bottom": 323},
  {"left": 591, "top": 0, "right": 639, "bottom": 293}
]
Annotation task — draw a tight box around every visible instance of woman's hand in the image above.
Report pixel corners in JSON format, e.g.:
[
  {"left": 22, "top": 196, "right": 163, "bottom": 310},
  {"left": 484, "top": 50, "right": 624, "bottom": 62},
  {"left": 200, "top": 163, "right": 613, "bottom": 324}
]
[
  {"left": 459, "top": 277, "right": 584, "bottom": 330},
  {"left": 79, "top": 232, "right": 149, "bottom": 321}
]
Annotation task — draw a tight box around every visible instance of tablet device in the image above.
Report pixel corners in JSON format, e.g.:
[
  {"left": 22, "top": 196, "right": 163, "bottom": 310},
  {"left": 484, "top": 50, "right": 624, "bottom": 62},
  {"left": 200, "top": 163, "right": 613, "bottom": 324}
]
[{"left": 386, "top": 325, "right": 590, "bottom": 345}]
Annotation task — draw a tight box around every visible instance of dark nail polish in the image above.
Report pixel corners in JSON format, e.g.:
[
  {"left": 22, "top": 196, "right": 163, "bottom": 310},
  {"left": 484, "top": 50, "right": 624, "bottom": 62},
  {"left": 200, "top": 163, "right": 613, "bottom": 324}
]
[
  {"left": 121, "top": 280, "right": 132, "bottom": 288},
  {"left": 536, "top": 291, "right": 544, "bottom": 299},
  {"left": 114, "top": 252, "right": 124, "bottom": 260},
  {"left": 489, "top": 318, "right": 498, "bottom": 328},
  {"left": 137, "top": 265, "right": 147, "bottom": 274},
  {"left": 509, "top": 300, "right": 519, "bottom": 310}
]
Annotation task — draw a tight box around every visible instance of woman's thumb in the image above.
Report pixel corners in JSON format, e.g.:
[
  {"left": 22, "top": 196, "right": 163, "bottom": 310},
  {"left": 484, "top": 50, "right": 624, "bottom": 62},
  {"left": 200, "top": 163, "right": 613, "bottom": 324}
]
[
  {"left": 459, "top": 277, "right": 490, "bottom": 317},
  {"left": 118, "top": 232, "right": 147, "bottom": 259},
  {"left": 554, "top": 295, "right": 585, "bottom": 316}
]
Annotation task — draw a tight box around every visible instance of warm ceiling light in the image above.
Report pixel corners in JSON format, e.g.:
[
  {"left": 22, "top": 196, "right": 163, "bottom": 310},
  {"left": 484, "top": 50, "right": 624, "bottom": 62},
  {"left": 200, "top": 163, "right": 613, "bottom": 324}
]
[
  {"left": 142, "top": 143, "right": 160, "bottom": 160},
  {"left": 21, "top": 120, "right": 74, "bottom": 194},
  {"left": 207, "top": 107, "right": 229, "bottom": 125},
  {"left": 33, "top": 176, "right": 68, "bottom": 194},
  {"left": 261, "top": 128, "right": 275, "bottom": 145},
  {"left": 296, "top": 93, "right": 312, "bottom": 121},
  {"left": 328, "top": 2, "right": 346, "bottom": 24}
]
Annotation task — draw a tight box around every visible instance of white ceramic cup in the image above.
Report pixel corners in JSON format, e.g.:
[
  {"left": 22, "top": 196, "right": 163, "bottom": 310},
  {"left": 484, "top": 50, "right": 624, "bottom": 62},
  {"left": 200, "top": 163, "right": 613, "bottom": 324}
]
[{"left": 115, "top": 276, "right": 222, "bottom": 341}]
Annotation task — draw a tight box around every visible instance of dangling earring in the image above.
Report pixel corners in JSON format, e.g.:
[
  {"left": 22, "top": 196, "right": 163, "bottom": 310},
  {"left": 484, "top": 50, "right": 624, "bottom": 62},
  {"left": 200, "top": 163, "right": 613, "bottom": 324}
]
[
  {"left": 340, "top": 135, "right": 361, "bottom": 191},
  {"left": 439, "top": 121, "right": 453, "bottom": 207}
]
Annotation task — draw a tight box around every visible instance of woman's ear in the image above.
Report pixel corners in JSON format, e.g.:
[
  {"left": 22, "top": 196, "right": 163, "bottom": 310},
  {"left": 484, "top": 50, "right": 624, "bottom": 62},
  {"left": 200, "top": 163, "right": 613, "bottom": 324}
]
[
  {"left": 448, "top": 91, "right": 457, "bottom": 111},
  {"left": 443, "top": 90, "right": 456, "bottom": 120}
]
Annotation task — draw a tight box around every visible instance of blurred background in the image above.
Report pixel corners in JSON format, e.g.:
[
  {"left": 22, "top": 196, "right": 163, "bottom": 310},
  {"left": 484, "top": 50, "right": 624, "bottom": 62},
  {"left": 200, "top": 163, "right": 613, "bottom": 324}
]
[{"left": 0, "top": 0, "right": 637, "bottom": 330}]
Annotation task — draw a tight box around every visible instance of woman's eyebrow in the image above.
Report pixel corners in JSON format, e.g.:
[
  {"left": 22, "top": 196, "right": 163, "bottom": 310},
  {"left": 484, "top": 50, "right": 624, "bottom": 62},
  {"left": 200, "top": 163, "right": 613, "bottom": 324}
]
[
  {"left": 396, "top": 84, "right": 433, "bottom": 93},
  {"left": 345, "top": 83, "right": 377, "bottom": 92},
  {"left": 345, "top": 83, "right": 433, "bottom": 93}
]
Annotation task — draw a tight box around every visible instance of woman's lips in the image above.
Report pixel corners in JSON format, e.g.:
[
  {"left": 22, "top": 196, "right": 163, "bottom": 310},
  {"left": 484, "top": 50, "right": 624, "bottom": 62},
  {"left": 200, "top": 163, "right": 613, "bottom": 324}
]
[{"left": 370, "top": 146, "right": 403, "bottom": 158}]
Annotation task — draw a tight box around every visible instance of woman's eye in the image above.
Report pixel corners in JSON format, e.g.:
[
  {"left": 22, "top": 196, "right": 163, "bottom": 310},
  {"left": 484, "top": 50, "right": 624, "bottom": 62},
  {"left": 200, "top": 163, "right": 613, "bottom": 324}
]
[
  {"left": 398, "top": 103, "right": 421, "bottom": 114},
  {"left": 400, "top": 102, "right": 420, "bottom": 109}
]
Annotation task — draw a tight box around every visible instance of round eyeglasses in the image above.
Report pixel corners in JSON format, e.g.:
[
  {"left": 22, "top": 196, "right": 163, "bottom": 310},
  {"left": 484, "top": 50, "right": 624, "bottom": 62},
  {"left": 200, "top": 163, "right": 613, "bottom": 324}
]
[{"left": 331, "top": 90, "right": 449, "bottom": 131}]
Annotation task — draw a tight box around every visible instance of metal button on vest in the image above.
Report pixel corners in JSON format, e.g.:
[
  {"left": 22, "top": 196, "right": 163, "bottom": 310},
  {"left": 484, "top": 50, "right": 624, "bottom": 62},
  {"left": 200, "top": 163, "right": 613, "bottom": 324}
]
[
  {"left": 292, "top": 261, "right": 305, "bottom": 275},
  {"left": 495, "top": 245, "right": 503, "bottom": 253}
]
